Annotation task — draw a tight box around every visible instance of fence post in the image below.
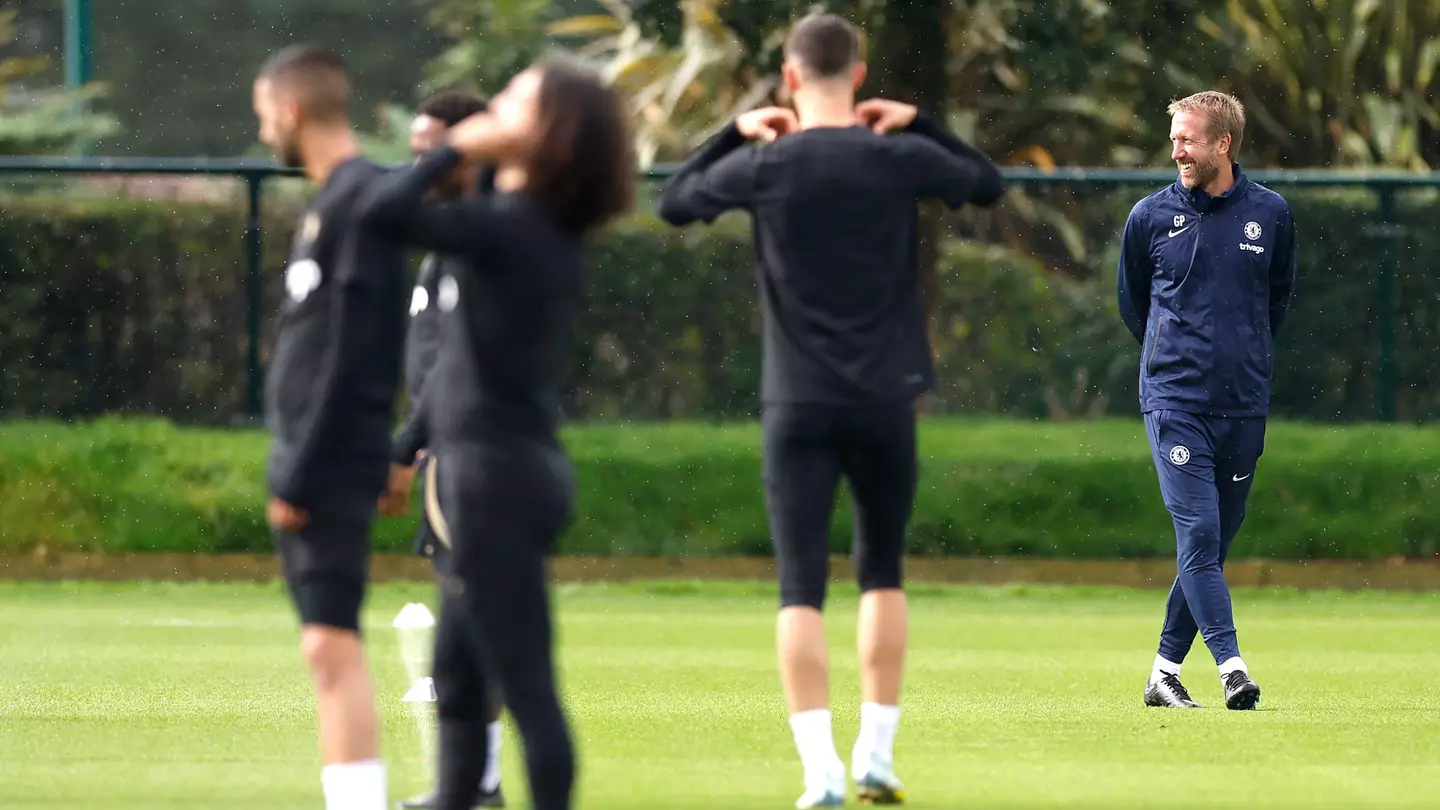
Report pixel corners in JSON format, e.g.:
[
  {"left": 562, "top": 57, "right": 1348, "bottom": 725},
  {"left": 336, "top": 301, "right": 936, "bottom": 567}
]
[
  {"left": 244, "top": 173, "right": 265, "bottom": 421},
  {"left": 1371, "top": 186, "right": 1403, "bottom": 422},
  {"left": 63, "top": 0, "right": 94, "bottom": 142}
]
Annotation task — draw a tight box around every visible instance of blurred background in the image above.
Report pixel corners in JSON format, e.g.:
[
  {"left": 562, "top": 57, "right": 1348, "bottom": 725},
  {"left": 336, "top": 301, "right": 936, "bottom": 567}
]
[
  {"left": 3, "top": 0, "right": 1439, "bottom": 426},
  {"left": 3, "top": 1, "right": 1440, "bottom": 563}
]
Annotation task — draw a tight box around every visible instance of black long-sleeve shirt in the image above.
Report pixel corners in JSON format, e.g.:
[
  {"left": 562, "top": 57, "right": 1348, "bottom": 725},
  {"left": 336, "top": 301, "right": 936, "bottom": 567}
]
[
  {"left": 358, "top": 147, "right": 583, "bottom": 449},
  {"left": 390, "top": 252, "right": 448, "bottom": 465},
  {"left": 657, "top": 114, "right": 1004, "bottom": 405},
  {"left": 265, "top": 156, "right": 409, "bottom": 508},
  {"left": 391, "top": 167, "right": 497, "bottom": 465}
]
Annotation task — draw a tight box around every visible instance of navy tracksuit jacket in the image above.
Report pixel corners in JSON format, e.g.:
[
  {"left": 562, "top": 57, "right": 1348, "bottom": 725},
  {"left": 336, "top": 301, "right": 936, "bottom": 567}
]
[{"left": 1116, "top": 164, "right": 1297, "bottom": 664}]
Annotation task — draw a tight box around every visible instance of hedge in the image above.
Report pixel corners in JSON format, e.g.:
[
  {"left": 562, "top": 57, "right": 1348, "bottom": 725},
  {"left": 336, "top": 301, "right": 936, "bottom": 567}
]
[
  {"left": 3, "top": 418, "right": 1438, "bottom": 560},
  {"left": 5, "top": 184, "right": 1440, "bottom": 424}
]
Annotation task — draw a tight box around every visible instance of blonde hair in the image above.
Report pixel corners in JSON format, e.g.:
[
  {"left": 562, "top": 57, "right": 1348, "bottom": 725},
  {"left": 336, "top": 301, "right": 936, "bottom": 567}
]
[{"left": 1168, "top": 91, "right": 1245, "bottom": 158}]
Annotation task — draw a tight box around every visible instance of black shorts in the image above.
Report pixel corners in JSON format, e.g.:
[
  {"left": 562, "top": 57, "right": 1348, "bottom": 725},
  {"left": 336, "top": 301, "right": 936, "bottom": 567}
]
[
  {"left": 762, "top": 400, "right": 918, "bottom": 609},
  {"left": 276, "top": 504, "right": 373, "bottom": 632}
]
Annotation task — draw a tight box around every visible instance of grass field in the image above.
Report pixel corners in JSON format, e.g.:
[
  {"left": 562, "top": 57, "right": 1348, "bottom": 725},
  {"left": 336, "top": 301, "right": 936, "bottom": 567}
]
[{"left": 2, "top": 580, "right": 1439, "bottom": 809}]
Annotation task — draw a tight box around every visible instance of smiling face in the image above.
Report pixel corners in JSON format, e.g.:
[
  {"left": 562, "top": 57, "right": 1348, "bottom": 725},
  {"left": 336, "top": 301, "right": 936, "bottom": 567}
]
[{"left": 1170, "top": 109, "right": 1228, "bottom": 191}]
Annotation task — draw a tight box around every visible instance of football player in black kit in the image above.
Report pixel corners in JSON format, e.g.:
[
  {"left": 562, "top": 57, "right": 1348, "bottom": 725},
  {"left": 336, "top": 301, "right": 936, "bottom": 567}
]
[
  {"left": 378, "top": 88, "right": 509, "bottom": 810},
  {"left": 253, "top": 45, "right": 408, "bottom": 810},
  {"left": 357, "top": 58, "right": 635, "bottom": 810},
  {"left": 657, "top": 13, "right": 1005, "bottom": 808}
]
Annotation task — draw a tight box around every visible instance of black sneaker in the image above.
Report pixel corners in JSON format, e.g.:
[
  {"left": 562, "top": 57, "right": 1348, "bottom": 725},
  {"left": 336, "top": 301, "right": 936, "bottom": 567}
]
[
  {"left": 1144, "top": 672, "right": 1203, "bottom": 708},
  {"left": 397, "top": 788, "right": 504, "bottom": 810},
  {"left": 1223, "top": 670, "right": 1261, "bottom": 710}
]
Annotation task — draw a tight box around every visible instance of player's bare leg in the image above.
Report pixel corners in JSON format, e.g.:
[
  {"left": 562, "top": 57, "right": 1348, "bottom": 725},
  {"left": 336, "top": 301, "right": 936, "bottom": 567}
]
[
  {"left": 852, "top": 590, "right": 907, "bottom": 804},
  {"left": 779, "top": 607, "right": 845, "bottom": 808},
  {"left": 303, "top": 625, "right": 387, "bottom": 809}
]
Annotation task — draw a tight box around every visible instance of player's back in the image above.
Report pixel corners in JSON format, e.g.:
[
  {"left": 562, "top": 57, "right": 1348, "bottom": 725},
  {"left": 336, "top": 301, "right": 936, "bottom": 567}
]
[
  {"left": 747, "top": 126, "right": 937, "bottom": 405},
  {"left": 266, "top": 157, "right": 408, "bottom": 504}
]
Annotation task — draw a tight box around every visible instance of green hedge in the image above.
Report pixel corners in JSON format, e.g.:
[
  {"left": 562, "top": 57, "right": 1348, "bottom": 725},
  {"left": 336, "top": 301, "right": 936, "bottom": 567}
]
[
  {"left": 3, "top": 419, "right": 1438, "bottom": 560},
  {"left": 3, "top": 185, "right": 1440, "bottom": 422}
]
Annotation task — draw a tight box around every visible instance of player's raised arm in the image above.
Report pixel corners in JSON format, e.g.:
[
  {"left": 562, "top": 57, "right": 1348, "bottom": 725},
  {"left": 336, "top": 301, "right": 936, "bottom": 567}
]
[
  {"left": 1269, "top": 206, "right": 1298, "bottom": 337},
  {"left": 1116, "top": 202, "right": 1154, "bottom": 345},
  {"left": 859, "top": 99, "right": 1006, "bottom": 208},
  {"left": 655, "top": 109, "right": 781, "bottom": 226},
  {"left": 356, "top": 145, "right": 512, "bottom": 260}
]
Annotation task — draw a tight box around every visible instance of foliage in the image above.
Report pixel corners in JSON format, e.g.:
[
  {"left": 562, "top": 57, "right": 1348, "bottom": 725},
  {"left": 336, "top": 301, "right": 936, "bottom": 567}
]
[
  {"left": 356, "top": 103, "right": 423, "bottom": 164},
  {"left": 542, "top": 0, "right": 779, "bottom": 166},
  {"left": 5, "top": 186, "right": 1440, "bottom": 424},
  {"left": 6, "top": 417, "right": 1440, "bottom": 560},
  {"left": 0, "top": 9, "right": 119, "bottom": 155},
  {"left": 421, "top": 0, "right": 560, "bottom": 96},
  {"left": 1204, "top": 0, "right": 1440, "bottom": 169}
]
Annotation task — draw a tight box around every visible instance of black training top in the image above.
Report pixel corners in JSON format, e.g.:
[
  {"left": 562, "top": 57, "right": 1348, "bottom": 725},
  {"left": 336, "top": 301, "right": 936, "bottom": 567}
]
[
  {"left": 657, "top": 114, "right": 1005, "bottom": 405},
  {"left": 358, "top": 147, "right": 583, "bottom": 449},
  {"left": 266, "top": 156, "right": 409, "bottom": 508},
  {"left": 390, "top": 251, "right": 457, "bottom": 465},
  {"left": 391, "top": 167, "right": 498, "bottom": 465}
]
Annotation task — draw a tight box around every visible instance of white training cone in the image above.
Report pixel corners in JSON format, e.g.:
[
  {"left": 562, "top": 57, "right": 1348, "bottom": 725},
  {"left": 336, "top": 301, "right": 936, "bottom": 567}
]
[
  {"left": 392, "top": 602, "right": 437, "bottom": 629},
  {"left": 403, "top": 676, "right": 438, "bottom": 703},
  {"left": 394, "top": 602, "right": 438, "bottom": 686},
  {"left": 394, "top": 604, "right": 441, "bottom": 776}
]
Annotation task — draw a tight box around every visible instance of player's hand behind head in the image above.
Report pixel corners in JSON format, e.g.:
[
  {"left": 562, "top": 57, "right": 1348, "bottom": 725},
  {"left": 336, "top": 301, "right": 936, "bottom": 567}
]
[
  {"left": 447, "top": 112, "right": 524, "bottom": 162},
  {"left": 737, "top": 107, "right": 799, "bottom": 142},
  {"left": 855, "top": 99, "right": 918, "bottom": 134}
]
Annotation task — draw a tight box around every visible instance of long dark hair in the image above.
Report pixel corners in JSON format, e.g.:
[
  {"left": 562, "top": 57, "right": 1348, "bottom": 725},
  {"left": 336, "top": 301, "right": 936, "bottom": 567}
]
[{"left": 525, "top": 59, "right": 636, "bottom": 237}]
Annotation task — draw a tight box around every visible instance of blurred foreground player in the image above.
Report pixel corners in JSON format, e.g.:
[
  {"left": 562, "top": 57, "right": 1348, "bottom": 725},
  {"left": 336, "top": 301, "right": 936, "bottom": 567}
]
[
  {"left": 358, "top": 59, "right": 635, "bottom": 810},
  {"left": 253, "top": 45, "right": 408, "bottom": 810},
  {"left": 379, "top": 88, "right": 508, "bottom": 810},
  {"left": 656, "top": 12, "right": 1003, "bottom": 808},
  {"left": 1117, "top": 91, "right": 1297, "bottom": 710}
]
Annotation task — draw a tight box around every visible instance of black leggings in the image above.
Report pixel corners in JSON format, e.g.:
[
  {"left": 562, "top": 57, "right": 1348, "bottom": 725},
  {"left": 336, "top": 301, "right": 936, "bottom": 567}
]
[{"left": 426, "top": 443, "right": 576, "bottom": 810}]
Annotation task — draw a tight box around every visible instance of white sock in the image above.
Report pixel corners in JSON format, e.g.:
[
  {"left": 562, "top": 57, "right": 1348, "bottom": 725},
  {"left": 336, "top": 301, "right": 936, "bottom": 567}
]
[
  {"left": 1218, "top": 656, "right": 1248, "bottom": 677},
  {"left": 321, "top": 759, "right": 387, "bottom": 810},
  {"left": 789, "top": 709, "right": 845, "bottom": 793},
  {"left": 480, "top": 721, "right": 503, "bottom": 793},
  {"left": 1151, "top": 654, "right": 1182, "bottom": 683},
  {"left": 852, "top": 702, "right": 901, "bottom": 774}
]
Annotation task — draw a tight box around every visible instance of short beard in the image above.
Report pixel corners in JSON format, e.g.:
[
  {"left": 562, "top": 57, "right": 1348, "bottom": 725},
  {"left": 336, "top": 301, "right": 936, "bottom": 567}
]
[
  {"left": 280, "top": 144, "right": 304, "bottom": 169},
  {"left": 1180, "top": 156, "right": 1220, "bottom": 190}
]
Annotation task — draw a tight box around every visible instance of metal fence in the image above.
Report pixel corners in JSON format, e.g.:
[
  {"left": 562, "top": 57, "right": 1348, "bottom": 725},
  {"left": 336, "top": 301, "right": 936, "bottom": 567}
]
[{"left": 1, "top": 157, "right": 1435, "bottom": 421}]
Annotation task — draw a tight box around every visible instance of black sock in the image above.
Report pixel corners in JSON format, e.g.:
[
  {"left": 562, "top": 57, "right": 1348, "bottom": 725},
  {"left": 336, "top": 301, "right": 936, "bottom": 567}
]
[{"left": 436, "top": 718, "right": 489, "bottom": 810}]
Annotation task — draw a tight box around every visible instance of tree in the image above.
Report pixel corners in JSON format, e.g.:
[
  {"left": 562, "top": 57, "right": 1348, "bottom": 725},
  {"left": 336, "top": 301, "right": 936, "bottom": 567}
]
[
  {"left": 422, "top": 0, "right": 559, "bottom": 95},
  {"left": 1205, "top": 0, "right": 1440, "bottom": 169},
  {"left": 0, "top": 9, "right": 118, "bottom": 155},
  {"left": 547, "top": 0, "right": 776, "bottom": 167}
]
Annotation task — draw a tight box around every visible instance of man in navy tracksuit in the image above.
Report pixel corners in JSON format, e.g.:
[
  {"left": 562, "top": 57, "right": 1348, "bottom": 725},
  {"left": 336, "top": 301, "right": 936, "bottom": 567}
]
[{"left": 1117, "top": 91, "right": 1297, "bottom": 711}]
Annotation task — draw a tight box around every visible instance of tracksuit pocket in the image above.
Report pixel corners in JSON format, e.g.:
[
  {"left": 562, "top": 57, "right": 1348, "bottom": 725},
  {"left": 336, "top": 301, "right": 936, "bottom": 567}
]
[{"left": 1147, "top": 315, "right": 1171, "bottom": 377}]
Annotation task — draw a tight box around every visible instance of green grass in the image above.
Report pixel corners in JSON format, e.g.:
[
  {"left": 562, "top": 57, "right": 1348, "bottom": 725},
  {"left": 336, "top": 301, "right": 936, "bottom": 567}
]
[
  {"left": 5, "top": 417, "right": 1440, "bottom": 559},
  {"left": 1, "top": 580, "right": 1438, "bottom": 809}
]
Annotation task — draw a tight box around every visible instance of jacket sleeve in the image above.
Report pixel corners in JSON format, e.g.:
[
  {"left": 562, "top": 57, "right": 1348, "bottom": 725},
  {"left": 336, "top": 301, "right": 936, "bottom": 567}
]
[
  {"left": 1116, "top": 202, "right": 1153, "bottom": 345},
  {"left": 901, "top": 113, "right": 1006, "bottom": 207},
  {"left": 1269, "top": 206, "right": 1298, "bottom": 338},
  {"left": 656, "top": 123, "right": 761, "bottom": 226},
  {"left": 357, "top": 147, "right": 514, "bottom": 260}
]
